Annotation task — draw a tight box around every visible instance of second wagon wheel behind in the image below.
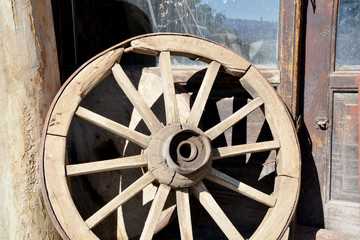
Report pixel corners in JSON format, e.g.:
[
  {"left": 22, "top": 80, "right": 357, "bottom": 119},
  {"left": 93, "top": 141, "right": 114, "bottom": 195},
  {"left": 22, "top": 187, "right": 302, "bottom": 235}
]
[{"left": 41, "top": 33, "right": 300, "bottom": 240}]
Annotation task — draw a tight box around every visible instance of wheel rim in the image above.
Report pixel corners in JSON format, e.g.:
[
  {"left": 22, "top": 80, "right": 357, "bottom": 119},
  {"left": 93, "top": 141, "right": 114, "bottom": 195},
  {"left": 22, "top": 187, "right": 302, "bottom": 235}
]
[{"left": 41, "top": 33, "right": 300, "bottom": 240}]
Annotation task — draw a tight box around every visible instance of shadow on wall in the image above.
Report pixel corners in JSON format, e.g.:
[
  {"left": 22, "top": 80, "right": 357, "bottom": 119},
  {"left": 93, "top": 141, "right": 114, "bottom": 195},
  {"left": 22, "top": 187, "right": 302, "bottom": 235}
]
[{"left": 297, "top": 121, "right": 325, "bottom": 229}]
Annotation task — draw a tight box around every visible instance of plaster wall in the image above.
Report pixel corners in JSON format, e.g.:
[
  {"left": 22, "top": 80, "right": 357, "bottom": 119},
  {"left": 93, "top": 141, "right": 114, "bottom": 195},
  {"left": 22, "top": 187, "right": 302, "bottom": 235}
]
[{"left": 0, "top": 0, "right": 61, "bottom": 239}]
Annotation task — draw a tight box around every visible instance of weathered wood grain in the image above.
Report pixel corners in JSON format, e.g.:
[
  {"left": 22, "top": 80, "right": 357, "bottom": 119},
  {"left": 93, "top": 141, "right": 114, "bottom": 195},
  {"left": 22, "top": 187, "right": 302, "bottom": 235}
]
[
  {"left": 66, "top": 154, "right": 147, "bottom": 176},
  {"left": 130, "top": 34, "right": 250, "bottom": 76},
  {"left": 112, "top": 63, "right": 163, "bottom": 133},
  {"left": 241, "top": 66, "right": 300, "bottom": 178},
  {"left": 176, "top": 188, "right": 193, "bottom": 240},
  {"left": 205, "top": 97, "right": 263, "bottom": 141},
  {"left": 75, "top": 106, "right": 150, "bottom": 148},
  {"left": 44, "top": 135, "right": 97, "bottom": 239},
  {"left": 159, "top": 51, "right": 180, "bottom": 125},
  {"left": 85, "top": 172, "right": 156, "bottom": 229},
  {"left": 47, "top": 48, "right": 124, "bottom": 136},
  {"left": 186, "top": 61, "right": 220, "bottom": 126},
  {"left": 212, "top": 140, "right": 280, "bottom": 160},
  {"left": 250, "top": 176, "right": 299, "bottom": 240},
  {"left": 140, "top": 184, "right": 171, "bottom": 240},
  {"left": 191, "top": 181, "right": 244, "bottom": 240},
  {"left": 206, "top": 168, "right": 276, "bottom": 207},
  {"left": 0, "top": 0, "right": 61, "bottom": 238}
]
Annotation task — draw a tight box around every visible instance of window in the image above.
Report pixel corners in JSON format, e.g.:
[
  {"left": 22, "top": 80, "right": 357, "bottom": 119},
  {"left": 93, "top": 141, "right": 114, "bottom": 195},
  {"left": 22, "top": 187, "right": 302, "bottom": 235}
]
[
  {"left": 335, "top": 0, "right": 360, "bottom": 70},
  {"left": 52, "top": 0, "right": 280, "bottom": 78},
  {"left": 121, "top": 0, "right": 279, "bottom": 66}
]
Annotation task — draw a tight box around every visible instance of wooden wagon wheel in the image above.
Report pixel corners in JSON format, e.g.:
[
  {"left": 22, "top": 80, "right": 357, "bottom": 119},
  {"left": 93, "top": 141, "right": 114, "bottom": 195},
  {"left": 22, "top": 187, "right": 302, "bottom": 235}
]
[{"left": 41, "top": 33, "right": 300, "bottom": 240}]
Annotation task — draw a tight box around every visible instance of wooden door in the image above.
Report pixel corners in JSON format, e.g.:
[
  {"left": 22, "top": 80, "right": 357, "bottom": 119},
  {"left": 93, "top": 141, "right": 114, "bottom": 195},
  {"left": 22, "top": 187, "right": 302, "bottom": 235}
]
[{"left": 300, "top": 0, "right": 359, "bottom": 236}]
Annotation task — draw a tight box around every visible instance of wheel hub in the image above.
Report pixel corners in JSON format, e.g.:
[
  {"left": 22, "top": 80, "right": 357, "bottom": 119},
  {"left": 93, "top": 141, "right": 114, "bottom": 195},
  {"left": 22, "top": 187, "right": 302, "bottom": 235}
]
[{"left": 145, "top": 123, "right": 213, "bottom": 188}]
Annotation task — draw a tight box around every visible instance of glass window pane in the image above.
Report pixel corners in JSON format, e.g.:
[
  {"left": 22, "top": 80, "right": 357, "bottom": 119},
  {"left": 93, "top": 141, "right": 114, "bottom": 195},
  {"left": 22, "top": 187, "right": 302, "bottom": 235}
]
[
  {"left": 122, "top": 0, "right": 279, "bottom": 66},
  {"left": 335, "top": 0, "right": 360, "bottom": 70}
]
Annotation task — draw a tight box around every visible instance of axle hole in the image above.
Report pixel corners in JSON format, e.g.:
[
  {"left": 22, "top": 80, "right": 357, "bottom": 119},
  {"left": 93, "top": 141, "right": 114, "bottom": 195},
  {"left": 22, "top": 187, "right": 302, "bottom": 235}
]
[
  {"left": 179, "top": 143, "right": 192, "bottom": 159},
  {"left": 176, "top": 140, "right": 198, "bottom": 162}
]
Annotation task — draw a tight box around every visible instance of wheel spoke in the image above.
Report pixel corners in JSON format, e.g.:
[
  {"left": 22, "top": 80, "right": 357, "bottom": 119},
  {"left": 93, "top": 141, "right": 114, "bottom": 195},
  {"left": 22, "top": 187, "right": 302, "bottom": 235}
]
[
  {"left": 117, "top": 174, "right": 129, "bottom": 240},
  {"left": 186, "top": 61, "right": 221, "bottom": 126},
  {"left": 191, "top": 181, "right": 244, "bottom": 240},
  {"left": 205, "top": 97, "right": 263, "bottom": 141},
  {"left": 85, "top": 172, "right": 156, "bottom": 229},
  {"left": 213, "top": 140, "right": 280, "bottom": 160},
  {"left": 66, "top": 154, "right": 147, "bottom": 177},
  {"left": 159, "top": 51, "right": 180, "bottom": 125},
  {"left": 75, "top": 107, "right": 150, "bottom": 148},
  {"left": 112, "top": 63, "right": 163, "bottom": 133},
  {"left": 206, "top": 168, "right": 276, "bottom": 207},
  {"left": 176, "top": 188, "right": 193, "bottom": 240},
  {"left": 140, "top": 184, "right": 171, "bottom": 240}
]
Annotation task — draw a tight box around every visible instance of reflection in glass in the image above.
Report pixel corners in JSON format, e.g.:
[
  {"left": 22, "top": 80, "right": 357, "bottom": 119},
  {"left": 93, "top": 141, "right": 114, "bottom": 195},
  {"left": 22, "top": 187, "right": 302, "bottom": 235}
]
[
  {"left": 336, "top": 0, "right": 360, "bottom": 70},
  {"left": 122, "top": 0, "right": 279, "bottom": 66}
]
